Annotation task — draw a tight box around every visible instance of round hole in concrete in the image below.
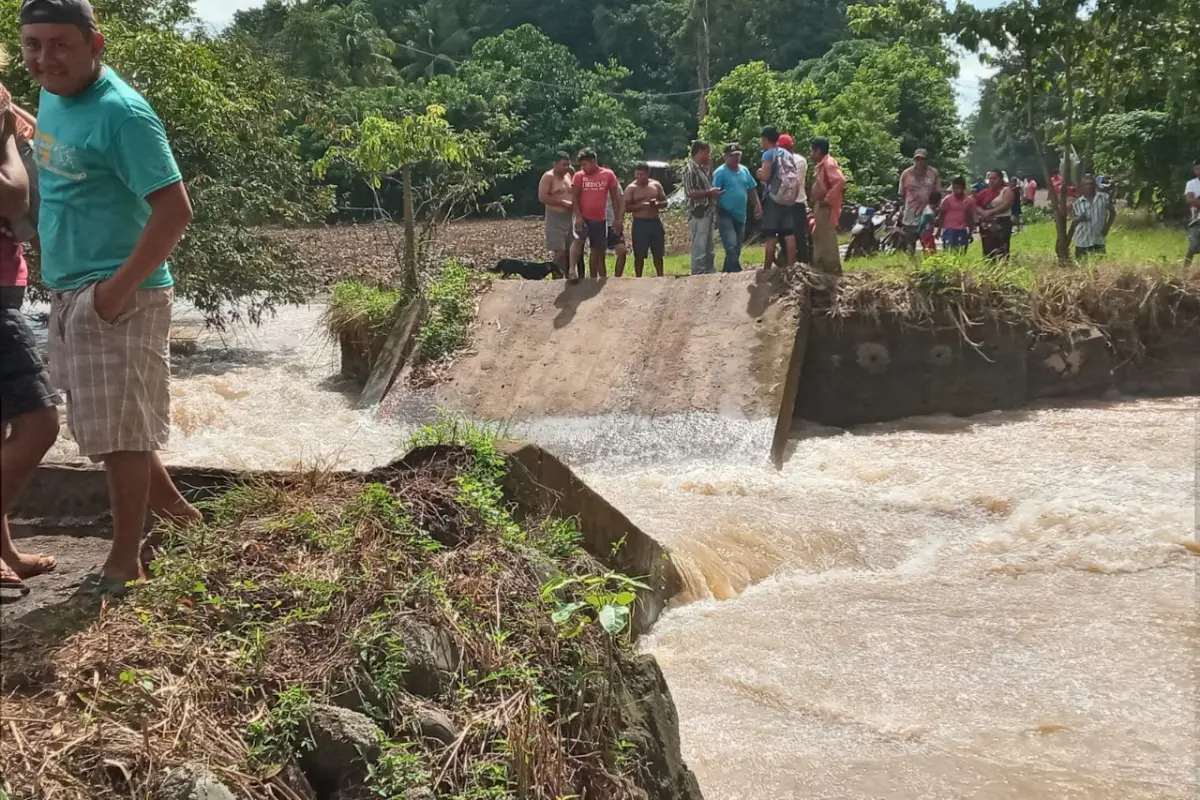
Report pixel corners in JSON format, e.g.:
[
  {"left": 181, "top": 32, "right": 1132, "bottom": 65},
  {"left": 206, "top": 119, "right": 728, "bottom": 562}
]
[
  {"left": 856, "top": 342, "right": 891, "bottom": 373},
  {"left": 927, "top": 344, "right": 954, "bottom": 367}
]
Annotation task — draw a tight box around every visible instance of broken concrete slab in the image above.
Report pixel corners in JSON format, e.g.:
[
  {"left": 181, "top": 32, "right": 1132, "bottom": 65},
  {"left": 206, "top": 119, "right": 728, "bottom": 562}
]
[{"left": 399, "top": 270, "right": 801, "bottom": 424}]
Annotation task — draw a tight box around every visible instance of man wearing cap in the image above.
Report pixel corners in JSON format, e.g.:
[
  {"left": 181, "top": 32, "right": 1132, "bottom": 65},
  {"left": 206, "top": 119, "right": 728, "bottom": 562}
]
[
  {"left": 899, "top": 149, "right": 940, "bottom": 254},
  {"left": 21, "top": 0, "right": 201, "bottom": 592},
  {"left": 775, "top": 133, "right": 811, "bottom": 266},
  {"left": 711, "top": 142, "right": 761, "bottom": 273}
]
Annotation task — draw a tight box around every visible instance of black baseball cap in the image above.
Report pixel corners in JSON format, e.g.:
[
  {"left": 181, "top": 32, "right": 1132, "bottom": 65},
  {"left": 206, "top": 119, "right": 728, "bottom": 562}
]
[
  {"left": 723, "top": 142, "right": 742, "bottom": 155},
  {"left": 19, "top": 0, "right": 98, "bottom": 30}
]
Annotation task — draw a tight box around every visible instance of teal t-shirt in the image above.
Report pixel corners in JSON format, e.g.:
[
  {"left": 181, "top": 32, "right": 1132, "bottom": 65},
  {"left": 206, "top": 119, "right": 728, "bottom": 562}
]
[
  {"left": 34, "top": 67, "right": 181, "bottom": 291},
  {"left": 712, "top": 163, "right": 758, "bottom": 222}
]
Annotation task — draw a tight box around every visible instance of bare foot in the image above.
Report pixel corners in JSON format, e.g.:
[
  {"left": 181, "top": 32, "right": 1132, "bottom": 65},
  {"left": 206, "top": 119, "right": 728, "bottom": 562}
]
[
  {"left": 4, "top": 550, "right": 57, "bottom": 580},
  {"left": 100, "top": 559, "right": 145, "bottom": 586},
  {"left": 153, "top": 498, "right": 202, "bottom": 526},
  {"left": 1, "top": 558, "right": 26, "bottom": 591}
]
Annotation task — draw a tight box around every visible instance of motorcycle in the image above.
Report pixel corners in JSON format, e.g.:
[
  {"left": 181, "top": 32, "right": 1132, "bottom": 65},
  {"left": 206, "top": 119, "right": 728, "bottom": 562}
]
[{"left": 845, "top": 201, "right": 901, "bottom": 260}]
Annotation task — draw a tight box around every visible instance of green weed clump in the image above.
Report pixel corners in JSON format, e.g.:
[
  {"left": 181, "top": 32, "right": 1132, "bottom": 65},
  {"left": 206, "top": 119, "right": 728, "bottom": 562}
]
[
  {"left": 1, "top": 423, "right": 648, "bottom": 800},
  {"left": 415, "top": 259, "right": 474, "bottom": 366},
  {"left": 323, "top": 280, "right": 404, "bottom": 342}
]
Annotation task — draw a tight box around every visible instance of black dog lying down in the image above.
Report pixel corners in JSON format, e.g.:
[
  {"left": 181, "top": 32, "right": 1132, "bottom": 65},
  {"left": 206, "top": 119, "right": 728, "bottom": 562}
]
[{"left": 490, "top": 258, "right": 564, "bottom": 280}]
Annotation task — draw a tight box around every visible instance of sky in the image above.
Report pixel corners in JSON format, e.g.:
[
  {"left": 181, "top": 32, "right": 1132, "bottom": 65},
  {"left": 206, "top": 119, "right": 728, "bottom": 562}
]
[{"left": 192, "top": 0, "right": 1000, "bottom": 118}]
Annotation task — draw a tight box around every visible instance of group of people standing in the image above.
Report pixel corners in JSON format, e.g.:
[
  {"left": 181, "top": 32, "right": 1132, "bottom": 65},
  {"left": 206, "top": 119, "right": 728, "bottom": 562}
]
[
  {"left": 898, "top": 155, "right": 1027, "bottom": 260},
  {"left": 2, "top": 0, "right": 199, "bottom": 596},
  {"left": 538, "top": 150, "right": 668, "bottom": 280},
  {"left": 539, "top": 126, "right": 847, "bottom": 279},
  {"left": 898, "top": 153, "right": 1126, "bottom": 261},
  {"left": 681, "top": 127, "right": 845, "bottom": 275}
]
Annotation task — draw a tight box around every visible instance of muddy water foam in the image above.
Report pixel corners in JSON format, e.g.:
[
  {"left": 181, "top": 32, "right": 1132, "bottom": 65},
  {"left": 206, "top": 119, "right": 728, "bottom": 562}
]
[{"left": 585, "top": 400, "right": 1196, "bottom": 800}]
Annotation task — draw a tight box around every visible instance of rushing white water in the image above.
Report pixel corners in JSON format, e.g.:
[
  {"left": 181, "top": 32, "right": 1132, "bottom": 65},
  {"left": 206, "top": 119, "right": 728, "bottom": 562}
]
[
  {"left": 586, "top": 402, "right": 1197, "bottom": 800},
  {"left": 37, "top": 304, "right": 1197, "bottom": 798},
  {"left": 41, "top": 303, "right": 410, "bottom": 469}
]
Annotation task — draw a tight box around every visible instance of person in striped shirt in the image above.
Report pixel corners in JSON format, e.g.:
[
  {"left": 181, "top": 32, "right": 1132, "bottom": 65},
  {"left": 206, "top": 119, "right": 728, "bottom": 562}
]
[{"left": 1068, "top": 174, "right": 1116, "bottom": 259}]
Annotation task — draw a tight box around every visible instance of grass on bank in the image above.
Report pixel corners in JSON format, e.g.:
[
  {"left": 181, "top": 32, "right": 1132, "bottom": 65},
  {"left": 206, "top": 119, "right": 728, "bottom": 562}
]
[
  {"left": 0, "top": 420, "right": 653, "bottom": 800},
  {"left": 598, "top": 220, "right": 1193, "bottom": 277},
  {"left": 325, "top": 259, "right": 476, "bottom": 379}
]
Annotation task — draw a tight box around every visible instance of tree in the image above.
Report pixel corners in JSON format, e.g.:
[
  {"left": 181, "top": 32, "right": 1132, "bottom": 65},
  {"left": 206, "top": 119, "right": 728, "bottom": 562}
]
[
  {"left": 316, "top": 107, "right": 481, "bottom": 296},
  {"left": 1, "top": 0, "right": 333, "bottom": 325},
  {"left": 699, "top": 62, "right": 821, "bottom": 164},
  {"left": 392, "top": 0, "right": 479, "bottom": 79}
]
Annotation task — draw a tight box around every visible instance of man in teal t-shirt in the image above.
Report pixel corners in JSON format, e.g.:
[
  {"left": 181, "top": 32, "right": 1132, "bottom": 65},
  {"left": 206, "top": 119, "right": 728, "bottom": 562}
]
[
  {"left": 711, "top": 143, "right": 761, "bottom": 273},
  {"left": 22, "top": 0, "right": 201, "bottom": 591}
]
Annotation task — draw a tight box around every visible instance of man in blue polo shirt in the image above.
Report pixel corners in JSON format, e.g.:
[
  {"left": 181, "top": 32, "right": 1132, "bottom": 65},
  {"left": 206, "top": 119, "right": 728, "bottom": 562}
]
[
  {"left": 711, "top": 142, "right": 761, "bottom": 273},
  {"left": 22, "top": 0, "right": 201, "bottom": 592}
]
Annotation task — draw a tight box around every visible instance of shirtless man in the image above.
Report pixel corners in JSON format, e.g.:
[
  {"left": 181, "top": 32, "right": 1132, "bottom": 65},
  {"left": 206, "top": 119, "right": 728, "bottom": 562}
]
[
  {"left": 622, "top": 162, "right": 667, "bottom": 277},
  {"left": 537, "top": 152, "right": 574, "bottom": 277}
]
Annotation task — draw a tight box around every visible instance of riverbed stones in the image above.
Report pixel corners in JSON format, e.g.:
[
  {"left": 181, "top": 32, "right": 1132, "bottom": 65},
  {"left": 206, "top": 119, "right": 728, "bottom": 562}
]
[
  {"left": 301, "top": 704, "right": 383, "bottom": 792},
  {"left": 616, "top": 654, "right": 704, "bottom": 800},
  {"left": 396, "top": 618, "right": 461, "bottom": 698},
  {"left": 417, "top": 707, "right": 459, "bottom": 747},
  {"left": 156, "top": 765, "right": 237, "bottom": 800}
]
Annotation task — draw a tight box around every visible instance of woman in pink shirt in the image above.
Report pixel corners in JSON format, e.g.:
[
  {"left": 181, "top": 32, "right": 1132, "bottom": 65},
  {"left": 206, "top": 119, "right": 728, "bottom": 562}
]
[{"left": 937, "top": 176, "right": 975, "bottom": 251}]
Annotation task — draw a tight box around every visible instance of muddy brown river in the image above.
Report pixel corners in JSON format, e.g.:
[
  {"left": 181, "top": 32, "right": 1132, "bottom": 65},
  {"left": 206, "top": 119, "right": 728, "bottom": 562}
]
[{"left": 37, "top": 304, "right": 1198, "bottom": 799}]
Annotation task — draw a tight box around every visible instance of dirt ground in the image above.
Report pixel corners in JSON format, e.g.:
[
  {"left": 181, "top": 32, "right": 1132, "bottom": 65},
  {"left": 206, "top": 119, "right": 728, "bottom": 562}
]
[
  {"left": 272, "top": 213, "right": 696, "bottom": 284},
  {"left": 386, "top": 269, "right": 802, "bottom": 422}
]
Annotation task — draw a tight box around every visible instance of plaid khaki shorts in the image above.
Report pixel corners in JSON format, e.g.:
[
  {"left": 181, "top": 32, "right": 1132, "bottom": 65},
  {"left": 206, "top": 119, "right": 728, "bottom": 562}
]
[{"left": 48, "top": 283, "right": 172, "bottom": 458}]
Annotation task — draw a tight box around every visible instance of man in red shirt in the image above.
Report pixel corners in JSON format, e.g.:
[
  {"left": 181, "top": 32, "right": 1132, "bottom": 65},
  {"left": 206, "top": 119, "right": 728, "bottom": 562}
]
[
  {"left": 809, "top": 136, "right": 845, "bottom": 275},
  {"left": 569, "top": 148, "right": 623, "bottom": 280}
]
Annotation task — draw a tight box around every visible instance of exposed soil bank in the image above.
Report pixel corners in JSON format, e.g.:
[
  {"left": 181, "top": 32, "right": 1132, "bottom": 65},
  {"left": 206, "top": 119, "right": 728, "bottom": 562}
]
[
  {"left": 791, "top": 269, "right": 1199, "bottom": 428},
  {"left": 2, "top": 443, "right": 700, "bottom": 800},
  {"left": 793, "top": 315, "right": 1199, "bottom": 427}
]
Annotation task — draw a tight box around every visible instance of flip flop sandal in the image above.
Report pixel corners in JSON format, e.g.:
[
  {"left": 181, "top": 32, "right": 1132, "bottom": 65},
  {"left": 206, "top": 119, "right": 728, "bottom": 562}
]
[
  {"left": 0, "top": 573, "right": 30, "bottom": 597},
  {"left": 78, "top": 573, "right": 135, "bottom": 598}
]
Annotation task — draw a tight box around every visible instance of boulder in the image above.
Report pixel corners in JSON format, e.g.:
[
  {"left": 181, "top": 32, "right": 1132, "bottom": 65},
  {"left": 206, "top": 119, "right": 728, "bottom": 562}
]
[
  {"left": 396, "top": 619, "right": 461, "bottom": 698},
  {"left": 617, "top": 655, "right": 705, "bottom": 800},
  {"left": 417, "top": 707, "right": 459, "bottom": 747},
  {"left": 156, "top": 766, "right": 238, "bottom": 800},
  {"left": 301, "top": 704, "right": 383, "bottom": 793}
]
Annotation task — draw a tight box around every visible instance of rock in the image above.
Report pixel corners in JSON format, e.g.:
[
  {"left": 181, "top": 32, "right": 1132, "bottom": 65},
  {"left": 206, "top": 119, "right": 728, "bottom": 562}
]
[
  {"left": 279, "top": 762, "right": 317, "bottom": 800},
  {"left": 301, "top": 704, "right": 383, "bottom": 793},
  {"left": 417, "top": 707, "right": 459, "bottom": 747},
  {"left": 616, "top": 655, "right": 705, "bottom": 800},
  {"left": 396, "top": 619, "right": 461, "bottom": 698},
  {"left": 402, "top": 789, "right": 436, "bottom": 800},
  {"left": 156, "top": 765, "right": 237, "bottom": 800}
]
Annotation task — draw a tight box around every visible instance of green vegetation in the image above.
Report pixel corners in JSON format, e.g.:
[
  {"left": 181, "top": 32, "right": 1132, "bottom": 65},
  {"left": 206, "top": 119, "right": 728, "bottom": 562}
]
[
  {"left": 604, "top": 220, "right": 1194, "bottom": 277},
  {"left": 323, "top": 280, "right": 404, "bottom": 341},
  {"left": 415, "top": 259, "right": 474, "bottom": 365},
  {"left": 3, "top": 0, "right": 1191, "bottom": 315},
  {"left": 0, "top": 424, "right": 662, "bottom": 799}
]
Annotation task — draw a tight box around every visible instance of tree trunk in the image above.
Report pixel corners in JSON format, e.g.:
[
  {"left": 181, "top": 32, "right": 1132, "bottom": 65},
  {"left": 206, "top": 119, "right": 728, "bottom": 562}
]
[
  {"left": 1054, "top": 42, "right": 1076, "bottom": 264},
  {"left": 696, "top": 0, "right": 710, "bottom": 121},
  {"left": 402, "top": 164, "right": 418, "bottom": 298},
  {"left": 1025, "top": 57, "right": 1057, "bottom": 236}
]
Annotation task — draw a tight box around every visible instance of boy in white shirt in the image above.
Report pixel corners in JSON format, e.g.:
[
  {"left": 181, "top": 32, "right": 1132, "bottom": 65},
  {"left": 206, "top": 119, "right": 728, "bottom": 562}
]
[{"left": 1186, "top": 160, "right": 1200, "bottom": 266}]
